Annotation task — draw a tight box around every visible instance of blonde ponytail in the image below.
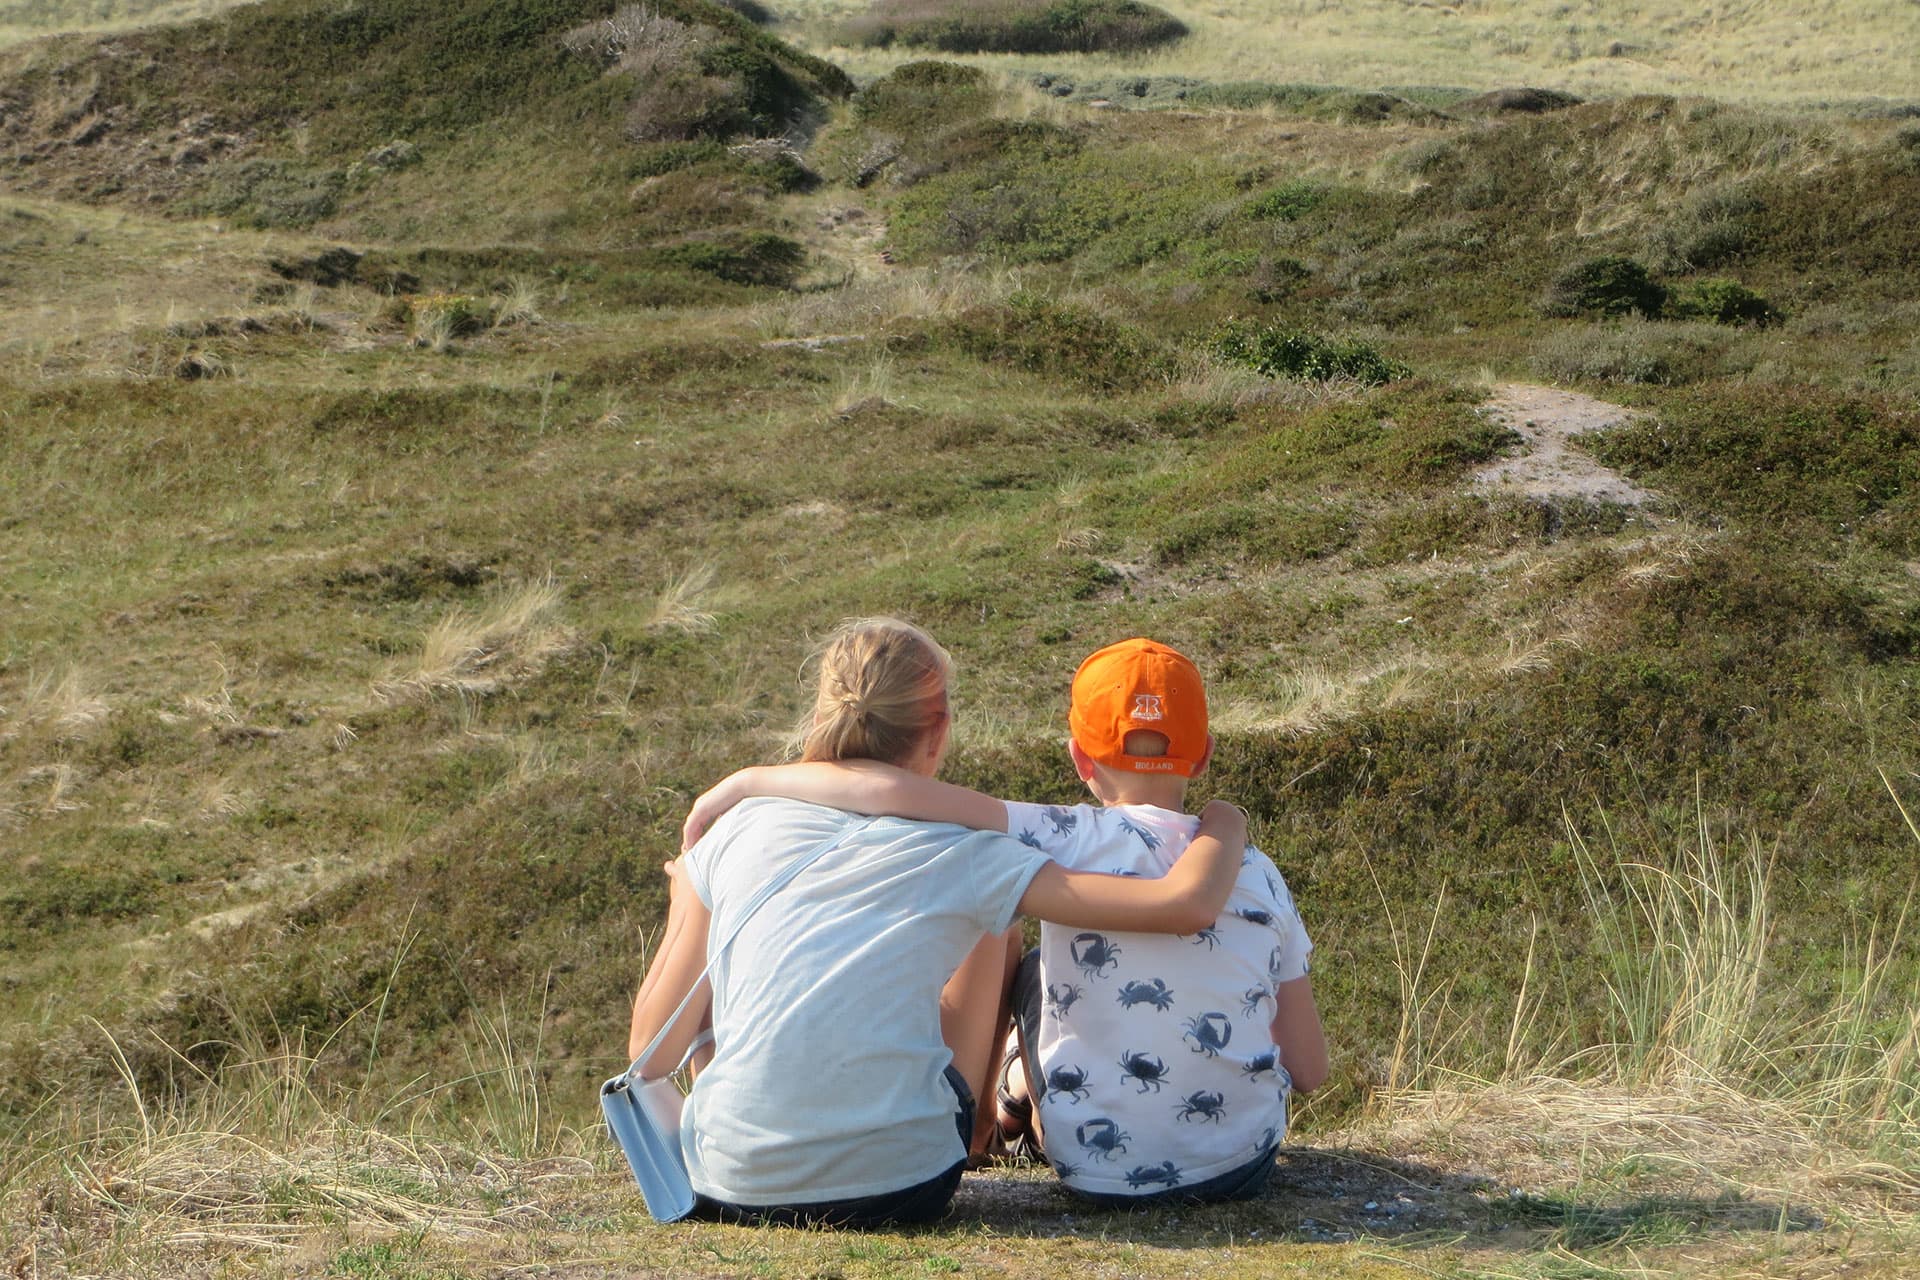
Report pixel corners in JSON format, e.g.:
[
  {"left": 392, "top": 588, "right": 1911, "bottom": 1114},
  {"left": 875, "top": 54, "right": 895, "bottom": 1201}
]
[{"left": 799, "top": 617, "right": 951, "bottom": 767}]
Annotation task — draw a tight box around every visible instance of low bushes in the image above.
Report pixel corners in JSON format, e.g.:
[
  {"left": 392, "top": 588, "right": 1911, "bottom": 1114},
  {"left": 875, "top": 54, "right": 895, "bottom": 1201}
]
[
  {"left": 1589, "top": 384, "right": 1920, "bottom": 543},
  {"left": 844, "top": 0, "right": 1187, "bottom": 54},
  {"left": 1666, "top": 277, "right": 1778, "bottom": 326},
  {"left": 938, "top": 291, "right": 1180, "bottom": 393},
  {"left": 1211, "top": 320, "right": 1410, "bottom": 386},
  {"left": 1540, "top": 255, "right": 1668, "bottom": 319},
  {"left": 1540, "top": 256, "right": 1778, "bottom": 328}
]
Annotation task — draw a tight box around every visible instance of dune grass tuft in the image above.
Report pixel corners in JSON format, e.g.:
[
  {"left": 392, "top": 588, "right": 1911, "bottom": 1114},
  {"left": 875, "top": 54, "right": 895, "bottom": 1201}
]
[{"left": 374, "top": 578, "right": 571, "bottom": 704}]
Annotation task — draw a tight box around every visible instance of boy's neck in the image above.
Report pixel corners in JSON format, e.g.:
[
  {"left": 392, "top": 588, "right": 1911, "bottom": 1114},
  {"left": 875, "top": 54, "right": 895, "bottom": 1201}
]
[{"left": 1087, "top": 768, "right": 1191, "bottom": 813}]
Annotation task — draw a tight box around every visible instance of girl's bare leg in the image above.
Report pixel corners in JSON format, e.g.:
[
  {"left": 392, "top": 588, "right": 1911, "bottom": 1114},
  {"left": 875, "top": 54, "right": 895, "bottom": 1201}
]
[{"left": 940, "top": 925, "right": 1023, "bottom": 1156}]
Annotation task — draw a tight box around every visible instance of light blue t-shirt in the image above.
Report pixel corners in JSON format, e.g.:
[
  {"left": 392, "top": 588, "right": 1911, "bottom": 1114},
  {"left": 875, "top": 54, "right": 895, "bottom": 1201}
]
[{"left": 680, "top": 797, "right": 1050, "bottom": 1205}]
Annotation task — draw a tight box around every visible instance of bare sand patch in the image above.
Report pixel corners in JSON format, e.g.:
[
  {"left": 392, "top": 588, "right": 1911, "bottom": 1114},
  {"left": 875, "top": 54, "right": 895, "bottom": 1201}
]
[{"left": 1473, "top": 383, "right": 1656, "bottom": 508}]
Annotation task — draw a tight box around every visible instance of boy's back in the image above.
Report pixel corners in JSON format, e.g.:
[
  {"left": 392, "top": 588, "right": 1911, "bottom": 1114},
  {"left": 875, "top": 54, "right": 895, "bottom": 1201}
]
[{"left": 1007, "top": 799, "right": 1311, "bottom": 1197}]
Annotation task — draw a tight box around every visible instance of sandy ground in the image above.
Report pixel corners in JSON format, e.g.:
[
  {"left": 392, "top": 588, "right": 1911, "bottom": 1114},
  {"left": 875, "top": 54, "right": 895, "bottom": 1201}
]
[{"left": 1472, "top": 383, "right": 1657, "bottom": 507}]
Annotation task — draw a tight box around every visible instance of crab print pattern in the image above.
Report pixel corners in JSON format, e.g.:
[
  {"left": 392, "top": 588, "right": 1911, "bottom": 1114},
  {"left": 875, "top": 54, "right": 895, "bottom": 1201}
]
[
  {"left": 1115, "top": 978, "right": 1175, "bottom": 1011},
  {"left": 1240, "top": 1051, "right": 1278, "bottom": 1081},
  {"left": 1046, "top": 1064, "right": 1092, "bottom": 1103},
  {"left": 1076, "top": 1117, "right": 1131, "bottom": 1161},
  {"left": 1182, "top": 1012, "right": 1233, "bottom": 1057},
  {"left": 1174, "top": 1090, "right": 1226, "bottom": 1123},
  {"left": 1000, "top": 799, "right": 1314, "bottom": 1198},
  {"left": 1117, "top": 815, "right": 1162, "bottom": 851},
  {"left": 1117, "top": 1050, "right": 1170, "bottom": 1093},
  {"left": 1070, "top": 932, "right": 1122, "bottom": 979},
  {"left": 1185, "top": 923, "right": 1221, "bottom": 950},
  {"left": 1125, "top": 1161, "right": 1183, "bottom": 1189}
]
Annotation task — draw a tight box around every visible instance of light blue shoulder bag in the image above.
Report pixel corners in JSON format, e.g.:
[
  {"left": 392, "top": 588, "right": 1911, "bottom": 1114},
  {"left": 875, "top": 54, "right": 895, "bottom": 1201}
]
[{"left": 601, "top": 821, "right": 866, "bottom": 1221}]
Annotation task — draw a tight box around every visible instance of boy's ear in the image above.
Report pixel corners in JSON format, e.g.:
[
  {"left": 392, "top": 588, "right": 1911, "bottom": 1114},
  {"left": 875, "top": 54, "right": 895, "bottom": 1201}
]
[
  {"left": 1190, "top": 733, "right": 1216, "bottom": 779},
  {"left": 1067, "top": 738, "right": 1097, "bottom": 783}
]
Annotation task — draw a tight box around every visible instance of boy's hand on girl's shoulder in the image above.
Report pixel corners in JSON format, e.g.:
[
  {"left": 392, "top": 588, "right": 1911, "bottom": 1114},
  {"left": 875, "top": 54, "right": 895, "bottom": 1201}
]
[{"left": 682, "top": 768, "right": 756, "bottom": 850}]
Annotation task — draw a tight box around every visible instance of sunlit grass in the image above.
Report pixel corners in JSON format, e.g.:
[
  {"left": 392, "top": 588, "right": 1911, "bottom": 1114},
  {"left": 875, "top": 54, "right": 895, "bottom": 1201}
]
[{"left": 773, "top": 0, "right": 1920, "bottom": 107}]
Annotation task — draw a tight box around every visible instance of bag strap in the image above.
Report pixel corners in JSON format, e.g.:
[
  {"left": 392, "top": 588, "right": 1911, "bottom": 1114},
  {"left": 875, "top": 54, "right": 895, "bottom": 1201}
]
[{"left": 622, "top": 818, "right": 868, "bottom": 1082}]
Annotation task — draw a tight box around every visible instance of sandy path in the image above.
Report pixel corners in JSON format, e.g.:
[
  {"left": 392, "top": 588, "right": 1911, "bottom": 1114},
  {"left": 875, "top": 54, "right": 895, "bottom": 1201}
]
[{"left": 1472, "top": 383, "right": 1656, "bottom": 507}]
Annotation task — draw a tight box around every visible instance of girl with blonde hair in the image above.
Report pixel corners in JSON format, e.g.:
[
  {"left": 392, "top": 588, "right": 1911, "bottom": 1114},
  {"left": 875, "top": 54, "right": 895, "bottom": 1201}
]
[{"left": 628, "top": 617, "right": 1247, "bottom": 1226}]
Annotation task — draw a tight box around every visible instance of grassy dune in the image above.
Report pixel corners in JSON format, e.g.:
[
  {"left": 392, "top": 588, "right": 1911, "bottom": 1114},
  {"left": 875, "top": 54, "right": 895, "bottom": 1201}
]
[
  {"left": 1, "top": 0, "right": 1918, "bottom": 1275},
  {"left": 779, "top": 0, "right": 1920, "bottom": 107}
]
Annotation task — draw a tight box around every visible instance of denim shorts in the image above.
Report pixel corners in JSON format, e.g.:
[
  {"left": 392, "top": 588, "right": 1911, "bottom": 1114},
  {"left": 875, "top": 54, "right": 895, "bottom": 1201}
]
[
  {"left": 1011, "top": 949, "right": 1276, "bottom": 1208},
  {"left": 690, "top": 1065, "right": 974, "bottom": 1228}
]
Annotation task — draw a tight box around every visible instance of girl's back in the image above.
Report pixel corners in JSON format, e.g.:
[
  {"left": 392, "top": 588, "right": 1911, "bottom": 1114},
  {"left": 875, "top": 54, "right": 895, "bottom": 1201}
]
[{"left": 679, "top": 797, "right": 1048, "bottom": 1204}]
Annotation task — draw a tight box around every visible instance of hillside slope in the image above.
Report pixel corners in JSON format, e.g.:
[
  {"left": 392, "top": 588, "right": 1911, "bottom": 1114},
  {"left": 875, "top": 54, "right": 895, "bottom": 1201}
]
[
  {"left": 0, "top": 0, "right": 849, "bottom": 239},
  {"left": 0, "top": 16, "right": 1917, "bottom": 1280}
]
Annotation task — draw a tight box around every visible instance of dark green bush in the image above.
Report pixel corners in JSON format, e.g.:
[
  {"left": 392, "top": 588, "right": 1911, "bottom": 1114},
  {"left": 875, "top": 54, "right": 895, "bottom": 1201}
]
[
  {"left": 846, "top": 0, "right": 1187, "bottom": 54},
  {"left": 650, "top": 232, "right": 805, "bottom": 287},
  {"left": 1211, "top": 320, "right": 1410, "bottom": 385},
  {"left": 1540, "top": 255, "right": 1668, "bottom": 318},
  {"left": 1185, "top": 81, "right": 1439, "bottom": 123},
  {"left": 1666, "top": 277, "right": 1779, "bottom": 326},
  {"left": 716, "top": 0, "right": 774, "bottom": 22}
]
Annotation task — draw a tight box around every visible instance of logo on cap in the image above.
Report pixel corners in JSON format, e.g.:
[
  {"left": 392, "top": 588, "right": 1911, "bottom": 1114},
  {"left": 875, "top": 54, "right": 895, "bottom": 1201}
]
[{"left": 1131, "top": 693, "right": 1165, "bottom": 722}]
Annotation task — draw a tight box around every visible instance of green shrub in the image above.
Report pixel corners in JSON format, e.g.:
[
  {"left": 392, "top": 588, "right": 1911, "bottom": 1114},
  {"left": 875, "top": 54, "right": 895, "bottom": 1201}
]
[
  {"left": 1184, "top": 81, "right": 1440, "bottom": 123},
  {"left": 1246, "top": 179, "right": 1325, "bottom": 221},
  {"left": 1540, "top": 255, "right": 1668, "bottom": 318},
  {"left": 852, "top": 60, "right": 995, "bottom": 135},
  {"left": 1153, "top": 500, "right": 1356, "bottom": 566},
  {"left": 651, "top": 232, "right": 804, "bottom": 287},
  {"left": 716, "top": 0, "right": 773, "bottom": 22},
  {"left": 1666, "top": 277, "right": 1779, "bottom": 326},
  {"left": 1645, "top": 181, "right": 1759, "bottom": 271},
  {"left": 940, "top": 291, "right": 1180, "bottom": 392},
  {"left": 845, "top": 0, "right": 1187, "bottom": 55},
  {"left": 1211, "top": 320, "right": 1410, "bottom": 386}
]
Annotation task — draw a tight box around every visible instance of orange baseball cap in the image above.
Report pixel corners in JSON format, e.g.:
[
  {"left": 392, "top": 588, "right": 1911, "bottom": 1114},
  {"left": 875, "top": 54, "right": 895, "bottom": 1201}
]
[{"left": 1069, "top": 638, "right": 1209, "bottom": 776}]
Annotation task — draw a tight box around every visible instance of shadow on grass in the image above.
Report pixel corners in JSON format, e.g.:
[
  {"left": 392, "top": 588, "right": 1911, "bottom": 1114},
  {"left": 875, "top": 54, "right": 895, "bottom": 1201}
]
[{"left": 946, "top": 1145, "right": 1822, "bottom": 1253}]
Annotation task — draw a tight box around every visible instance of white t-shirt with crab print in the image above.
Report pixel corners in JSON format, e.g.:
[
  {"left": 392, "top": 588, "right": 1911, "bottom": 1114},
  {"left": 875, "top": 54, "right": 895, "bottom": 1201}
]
[{"left": 1005, "top": 800, "right": 1313, "bottom": 1198}]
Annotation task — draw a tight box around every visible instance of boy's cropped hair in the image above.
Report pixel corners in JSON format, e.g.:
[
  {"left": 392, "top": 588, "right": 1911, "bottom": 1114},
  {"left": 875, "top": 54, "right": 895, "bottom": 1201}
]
[{"left": 1069, "top": 638, "right": 1208, "bottom": 776}]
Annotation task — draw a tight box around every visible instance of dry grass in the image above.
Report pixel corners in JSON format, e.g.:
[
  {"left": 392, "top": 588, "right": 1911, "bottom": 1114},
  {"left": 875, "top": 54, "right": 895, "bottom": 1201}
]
[
  {"left": 1361, "top": 1075, "right": 1920, "bottom": 1224},
  {"left": 646, "top": 562, "right": 721, "bottom": 634},
  {"left": 491, "top": 278, "right": 544, "bottom": 329},
  {"left": 0, "top": 1029, "right": 589, "bottom": 1276},
  {"left": 1213, "top": 658, "right": 1433, "bottom": 737},
  {"left": 827, "top": 351, "right": 902, "bottom": 416},
  {"left": 750, "top": 261, "right": 1021, "bottom": 340},
  {"left": 372, "top": 577, "right": 571, "bottom": 703},
  {"left": 0, "top": 664, "right": 111, "bottom": 743}
]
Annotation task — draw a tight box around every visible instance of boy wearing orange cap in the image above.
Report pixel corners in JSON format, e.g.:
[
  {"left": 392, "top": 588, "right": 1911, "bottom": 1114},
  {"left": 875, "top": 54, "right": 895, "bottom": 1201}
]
[{"left": 684, "top": 638, "right": 1326, "bottom": 1205}]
